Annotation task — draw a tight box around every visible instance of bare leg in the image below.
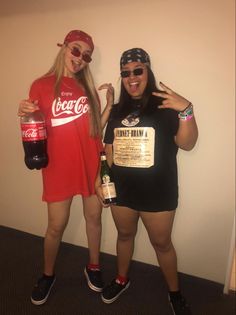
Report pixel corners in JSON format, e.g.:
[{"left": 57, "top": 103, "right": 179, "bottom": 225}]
[
  {"left": 140, "top": 210, "right": 178, "bottom": 291},
  {"left": 111, "top": 206, "right": 139, "bottom": 277},
  {"left": 82, "top": 195, "right": 102, "bottom": 265},
  {"left": 43, "top": 198, "right": 72, "bottom": 275}
]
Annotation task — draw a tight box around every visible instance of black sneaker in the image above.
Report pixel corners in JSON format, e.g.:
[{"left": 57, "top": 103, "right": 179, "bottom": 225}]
[
  {"left": 101, "top": 279, "right": 130, "bottom": 304},
  {"left": 169, "top": 294, "right": 192, "bottom": 315},
  {"left": 31, "top": 274, "right": 56, "bottom": 305},
  {"left": 84, "top": 266, "right": 104, "bottom": 292}
]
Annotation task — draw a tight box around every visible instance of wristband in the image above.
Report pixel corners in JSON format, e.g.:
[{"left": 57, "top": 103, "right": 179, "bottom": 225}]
[{"left": 178, "top": 103, "right": 194, "bottom": 121}]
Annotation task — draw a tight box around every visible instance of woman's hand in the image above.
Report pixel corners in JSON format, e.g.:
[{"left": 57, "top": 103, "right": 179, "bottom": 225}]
[
  {"left": 98, "top": 83, "right": 114, "bottom": 108},
  {"left": 152, "top": 82, "right": 190, "bottom": 112},
  {"left": 95, "top": 176, "right": 110, "bottom": 208},
  {"left": 99, "top": 83, "right": 115, "bottom": 129},
  {"left": 153, "top": 83, "right": 198, "bottom": 150},
  {"left": 18, "top": 99, "right": 39, "bottom": 116}
]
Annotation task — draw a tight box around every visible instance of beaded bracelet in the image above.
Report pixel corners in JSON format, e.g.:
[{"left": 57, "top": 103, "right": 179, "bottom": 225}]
[{"left": 178, "top": 102, "right": 194, "bottom": 121}]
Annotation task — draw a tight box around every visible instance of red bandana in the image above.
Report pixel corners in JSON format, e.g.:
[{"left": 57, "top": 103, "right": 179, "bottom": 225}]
[{"left": 57, "top": 30, "right": 94, "bottom": 51}]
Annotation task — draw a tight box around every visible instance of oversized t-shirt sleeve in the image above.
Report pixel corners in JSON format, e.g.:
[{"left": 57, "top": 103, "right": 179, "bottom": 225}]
[
  {"left": 104, "top": 120, "right": 114, "bottom": 144},
  {"left": 168, "top": 109, "right": 179, "bottom": 136},
  {"left": 103, "top": 105, "right": 119, "bottom": 144}
]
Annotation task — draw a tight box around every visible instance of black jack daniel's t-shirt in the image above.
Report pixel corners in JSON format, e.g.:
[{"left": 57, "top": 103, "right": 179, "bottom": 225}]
[{"left": 104, "top": 99, "right": 179, "bottom": 212}]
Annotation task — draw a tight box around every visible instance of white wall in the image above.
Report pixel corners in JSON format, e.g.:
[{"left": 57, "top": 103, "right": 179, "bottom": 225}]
[{"left": 0, "top": 0, "right": 235, "bottom": 284}]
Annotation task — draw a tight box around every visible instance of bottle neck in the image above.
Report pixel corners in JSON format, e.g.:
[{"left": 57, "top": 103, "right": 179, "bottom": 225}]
[{"left": 101, "top": 155, "right": 106, "bottom": 161}]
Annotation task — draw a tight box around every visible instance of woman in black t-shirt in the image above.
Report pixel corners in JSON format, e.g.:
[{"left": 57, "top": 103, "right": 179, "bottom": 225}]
[{"left": 96, "top": 48, "right": 198, "bottom": 315}]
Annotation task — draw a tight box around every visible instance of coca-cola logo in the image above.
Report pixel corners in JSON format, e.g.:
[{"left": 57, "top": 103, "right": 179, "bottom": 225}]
[
  {"left": 51, "top": 96, "right": 89, "bottom": 127},
  {"left": 52, "top": 96, "right": 89, "bottom": 117},
  {"left": 22, "top": 128, "right": 38, "bottom": 138},
  {"left": 21, "top": 123, "right": 46, "bottom": 141}
]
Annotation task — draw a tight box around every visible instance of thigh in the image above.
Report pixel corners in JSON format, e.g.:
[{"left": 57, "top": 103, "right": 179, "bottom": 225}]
[
  {"left": 140, "top": 210, "right": 176, "bottom": 244},
  {"left": 111, "top": 205, "right": 139, "bottom": 234},
  {"left": 47, "top": 197, "right": 73, "bottom": 229}
]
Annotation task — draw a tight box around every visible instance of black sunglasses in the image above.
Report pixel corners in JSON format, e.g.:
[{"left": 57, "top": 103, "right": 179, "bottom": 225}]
[
  {"left": 120, "top": 68, "right": 144, "bottom": 78},
  {"left": 68, "top": 45, "right": 92, "bottom": 63}
]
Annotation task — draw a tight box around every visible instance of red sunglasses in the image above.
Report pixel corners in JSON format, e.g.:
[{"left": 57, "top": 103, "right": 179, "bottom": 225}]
[{"left": 68, "top": 45, "right": 92, "bottom": 63}]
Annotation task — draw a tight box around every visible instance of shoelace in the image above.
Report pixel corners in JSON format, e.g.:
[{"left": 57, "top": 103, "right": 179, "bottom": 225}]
[
  {"left": 109, "top": 280, "right": 125, "bottom": 292},
  {"left": 36, "top": 278, "right": 53, "bottom": 292},
  {"left": 89, "top": 270, "right": 101, "bottom": 279},
  {"left": 179, "top": 297, "right": 189, "bottom": 309},
  {"left": 172, "top": 297, "right": 189, "bottom": 310}
]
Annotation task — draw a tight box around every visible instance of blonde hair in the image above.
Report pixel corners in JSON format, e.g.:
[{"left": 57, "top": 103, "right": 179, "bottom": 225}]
[{"left": 43, "top": 46, "right": 101, "bottom": 137}]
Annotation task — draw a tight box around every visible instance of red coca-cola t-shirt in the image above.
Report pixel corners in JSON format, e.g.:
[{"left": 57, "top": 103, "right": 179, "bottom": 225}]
[{"left": 29, "top": 75, "right": 103, "bottom": 202}]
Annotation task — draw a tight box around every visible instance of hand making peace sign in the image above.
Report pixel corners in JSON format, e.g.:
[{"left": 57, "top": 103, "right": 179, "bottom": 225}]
[{"left": 152, "top": 82, "right": 191, "bottom": 112}]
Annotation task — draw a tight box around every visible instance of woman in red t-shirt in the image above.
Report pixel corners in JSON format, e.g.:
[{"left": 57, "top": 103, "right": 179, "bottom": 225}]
[{"left": 18, "top": 30, "right": 113, "bottom": 305}]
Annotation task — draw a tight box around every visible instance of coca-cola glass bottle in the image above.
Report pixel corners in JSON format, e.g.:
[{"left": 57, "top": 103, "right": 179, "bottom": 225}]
[{"left": 20, "top": 110, "right": 48, "bottom": 170}]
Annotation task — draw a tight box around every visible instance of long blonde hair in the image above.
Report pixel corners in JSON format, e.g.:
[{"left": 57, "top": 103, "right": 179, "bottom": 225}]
[{"left": 44, "top": 45, "right": 101, "bottom": 137}]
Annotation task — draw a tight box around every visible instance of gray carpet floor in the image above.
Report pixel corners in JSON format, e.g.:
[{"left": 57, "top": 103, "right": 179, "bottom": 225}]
[{"left": 0, "top": 225, "right": 235, "bottom": 315}]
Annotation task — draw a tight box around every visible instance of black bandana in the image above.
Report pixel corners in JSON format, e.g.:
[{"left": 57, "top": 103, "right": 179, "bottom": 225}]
[{"left": 120, "top": 48, "right": 150, "bottom": 69}]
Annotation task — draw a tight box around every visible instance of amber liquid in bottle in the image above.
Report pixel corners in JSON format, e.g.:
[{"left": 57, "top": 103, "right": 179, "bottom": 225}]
[{"left": 100, "top": 151, "right": 117, "bottom": 205}]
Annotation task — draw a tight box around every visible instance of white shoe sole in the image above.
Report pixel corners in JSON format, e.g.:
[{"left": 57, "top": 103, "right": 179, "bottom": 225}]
[
  {"left": 101, "top": 281, "right": 130, "bottom": 304},
  {"left": 31, "top": 277, "right": 56, "bottom": 305},
  {"left": 84, "top": 267, "right": 103, "bottom": 292}
]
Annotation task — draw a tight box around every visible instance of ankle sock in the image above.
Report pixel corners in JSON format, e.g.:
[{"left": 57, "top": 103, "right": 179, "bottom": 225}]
[
  {"left": 87, "top": 263, "right": 100, "bottom": 271},
  {"left": 116, "top": 275, "right": 128, "bottom": 285}
]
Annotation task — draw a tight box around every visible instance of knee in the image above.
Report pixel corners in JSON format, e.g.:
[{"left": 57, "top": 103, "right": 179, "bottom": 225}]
[
  {"left": 117, "top": 228, "right": 137, "bottom": 242},
  {"left": 84, "top": 210, "right": 101, "bottom": 225},
  {"left": 151, "top": 238, "right": 173, "bottom": 253},
  {"left": 47, "top": 222, "right": 66, "bottom": 239}
]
